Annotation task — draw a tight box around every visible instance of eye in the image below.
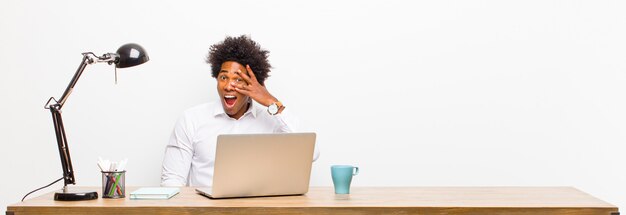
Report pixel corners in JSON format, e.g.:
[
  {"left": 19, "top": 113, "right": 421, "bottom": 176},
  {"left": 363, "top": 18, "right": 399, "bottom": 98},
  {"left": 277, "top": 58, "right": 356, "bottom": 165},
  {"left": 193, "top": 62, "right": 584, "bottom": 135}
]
[
  {"left": 219, "top": 75, "right": 227, "bottom": 80},
  {"left": 236, "top": 78, "right": 242, "bottom": 82}
]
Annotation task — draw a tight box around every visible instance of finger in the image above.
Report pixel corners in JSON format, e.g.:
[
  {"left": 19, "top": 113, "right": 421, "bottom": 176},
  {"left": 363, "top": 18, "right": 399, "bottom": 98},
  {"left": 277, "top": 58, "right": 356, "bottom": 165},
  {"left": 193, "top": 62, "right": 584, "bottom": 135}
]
[
  {"left": 234, "top": 87, "right": 251, "bottom": 95},
  {"left": 230, "top": 81, "right": 249, "bottom": 90},
  {"left": 236, "top": 69, "right": 254, "bottom": 85},
  {"left": 246, "top": 65, "right": 258, "bottom": 82}
]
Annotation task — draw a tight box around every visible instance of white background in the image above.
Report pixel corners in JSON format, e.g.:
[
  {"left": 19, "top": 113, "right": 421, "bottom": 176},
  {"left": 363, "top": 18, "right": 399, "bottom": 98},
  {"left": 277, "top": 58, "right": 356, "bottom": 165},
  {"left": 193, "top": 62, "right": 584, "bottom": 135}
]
[{"left": 1, "top": 0, "right": 625, "bottom": 211}]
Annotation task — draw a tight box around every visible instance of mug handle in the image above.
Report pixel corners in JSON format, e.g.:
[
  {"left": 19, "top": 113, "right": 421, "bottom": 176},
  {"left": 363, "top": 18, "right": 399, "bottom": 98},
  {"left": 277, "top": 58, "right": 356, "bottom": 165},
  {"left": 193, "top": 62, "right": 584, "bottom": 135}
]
[{"left": 353, "top": 167, "right": 359, "bottom": 176}]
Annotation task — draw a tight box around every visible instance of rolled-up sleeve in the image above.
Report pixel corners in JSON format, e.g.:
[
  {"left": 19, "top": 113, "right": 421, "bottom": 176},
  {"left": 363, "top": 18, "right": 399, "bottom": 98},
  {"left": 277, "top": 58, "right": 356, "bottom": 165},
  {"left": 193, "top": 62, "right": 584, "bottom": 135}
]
[{"left": 272, "top": 107, "right": 297, "bottom": 133}]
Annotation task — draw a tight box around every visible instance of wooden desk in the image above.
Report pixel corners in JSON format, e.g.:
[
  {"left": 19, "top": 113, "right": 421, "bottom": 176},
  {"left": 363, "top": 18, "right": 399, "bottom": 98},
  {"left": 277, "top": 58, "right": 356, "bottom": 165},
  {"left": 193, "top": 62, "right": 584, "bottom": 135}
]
[{"left": 7, "top": 187, "right": 619, "bottom": 215}]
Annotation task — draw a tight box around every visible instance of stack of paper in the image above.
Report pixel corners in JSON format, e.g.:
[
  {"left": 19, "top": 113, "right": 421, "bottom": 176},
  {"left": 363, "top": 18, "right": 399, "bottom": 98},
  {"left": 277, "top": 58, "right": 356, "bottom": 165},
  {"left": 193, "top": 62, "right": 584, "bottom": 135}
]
[{"left": 130, "top": 187, "right": 180, "bottom": 200}]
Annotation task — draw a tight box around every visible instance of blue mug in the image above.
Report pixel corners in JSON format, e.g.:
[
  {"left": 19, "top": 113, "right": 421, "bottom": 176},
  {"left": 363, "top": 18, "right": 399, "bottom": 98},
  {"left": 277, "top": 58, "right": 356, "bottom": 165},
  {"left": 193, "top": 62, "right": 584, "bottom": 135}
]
[{"left": 331, "top": 165, "right": 359, "bottom": 194}]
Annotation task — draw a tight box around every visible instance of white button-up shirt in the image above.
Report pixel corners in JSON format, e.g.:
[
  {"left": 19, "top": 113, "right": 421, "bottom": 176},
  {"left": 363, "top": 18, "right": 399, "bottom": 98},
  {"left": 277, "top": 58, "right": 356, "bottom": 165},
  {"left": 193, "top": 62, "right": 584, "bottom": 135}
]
[{"left": 160, "top": 101, "right": 317, "bottom": 187}]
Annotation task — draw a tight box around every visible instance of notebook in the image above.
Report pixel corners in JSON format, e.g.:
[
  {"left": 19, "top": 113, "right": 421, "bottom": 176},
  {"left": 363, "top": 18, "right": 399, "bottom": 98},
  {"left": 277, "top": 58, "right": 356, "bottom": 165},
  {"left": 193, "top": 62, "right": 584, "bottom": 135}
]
[{"left": 130, "top": 187, "right": 180, "bottom": 200}]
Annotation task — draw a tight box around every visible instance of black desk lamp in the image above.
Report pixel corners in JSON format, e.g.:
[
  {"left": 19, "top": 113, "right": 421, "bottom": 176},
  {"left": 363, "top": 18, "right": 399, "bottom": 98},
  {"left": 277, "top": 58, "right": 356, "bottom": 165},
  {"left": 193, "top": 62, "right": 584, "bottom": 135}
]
[{"left": 44, "top": 43, "right": 149, "bottom": 201}]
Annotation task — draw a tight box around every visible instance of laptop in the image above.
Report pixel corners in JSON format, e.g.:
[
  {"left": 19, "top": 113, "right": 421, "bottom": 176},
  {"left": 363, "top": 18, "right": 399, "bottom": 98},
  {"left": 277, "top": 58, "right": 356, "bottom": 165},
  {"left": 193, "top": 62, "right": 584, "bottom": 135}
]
[{"left": 195, "top": 132, "right": 316, "bottom": 199}]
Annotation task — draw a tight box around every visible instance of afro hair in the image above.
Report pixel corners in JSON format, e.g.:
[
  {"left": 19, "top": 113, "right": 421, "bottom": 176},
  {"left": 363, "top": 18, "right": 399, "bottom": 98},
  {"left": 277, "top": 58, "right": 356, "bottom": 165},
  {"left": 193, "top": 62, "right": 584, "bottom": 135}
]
[{"left": 206, "top": 35, "right": 272, "bottom": 85}]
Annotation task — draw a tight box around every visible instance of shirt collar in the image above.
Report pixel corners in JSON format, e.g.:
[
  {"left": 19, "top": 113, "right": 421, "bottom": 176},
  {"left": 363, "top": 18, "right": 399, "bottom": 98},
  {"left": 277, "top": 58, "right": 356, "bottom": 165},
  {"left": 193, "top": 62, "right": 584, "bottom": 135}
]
[{"left": 212, "top": 100, "right": 257, "bottom": 119}]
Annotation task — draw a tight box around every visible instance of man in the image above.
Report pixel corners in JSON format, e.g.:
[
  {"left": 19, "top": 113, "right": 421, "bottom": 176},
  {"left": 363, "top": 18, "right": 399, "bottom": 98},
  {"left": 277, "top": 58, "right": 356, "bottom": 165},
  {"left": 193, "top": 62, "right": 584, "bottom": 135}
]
[{"left": 161, "top": 35, "right": 317, "bottom": 187}]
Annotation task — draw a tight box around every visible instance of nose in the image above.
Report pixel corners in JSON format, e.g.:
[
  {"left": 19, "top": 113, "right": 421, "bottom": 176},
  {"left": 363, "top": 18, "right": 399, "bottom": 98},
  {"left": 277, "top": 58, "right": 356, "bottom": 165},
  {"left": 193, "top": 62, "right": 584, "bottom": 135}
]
[{"left": 225, "top": 80, "right": 236, "bottom": 91}]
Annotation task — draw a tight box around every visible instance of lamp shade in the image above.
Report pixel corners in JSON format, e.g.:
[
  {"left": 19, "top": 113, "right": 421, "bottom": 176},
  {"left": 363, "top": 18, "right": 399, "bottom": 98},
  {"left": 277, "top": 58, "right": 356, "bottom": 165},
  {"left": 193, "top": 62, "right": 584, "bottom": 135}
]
[{"left": 115, "top": 43, "right": 149, "bottom": 68}]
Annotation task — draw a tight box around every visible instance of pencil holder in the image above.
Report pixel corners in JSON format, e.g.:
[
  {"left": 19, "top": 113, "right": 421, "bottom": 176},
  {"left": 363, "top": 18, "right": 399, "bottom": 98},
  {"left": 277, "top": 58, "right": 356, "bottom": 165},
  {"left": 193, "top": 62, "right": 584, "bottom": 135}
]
[{"left": 101, "top": 171, "right": 126, "bottom": 198}]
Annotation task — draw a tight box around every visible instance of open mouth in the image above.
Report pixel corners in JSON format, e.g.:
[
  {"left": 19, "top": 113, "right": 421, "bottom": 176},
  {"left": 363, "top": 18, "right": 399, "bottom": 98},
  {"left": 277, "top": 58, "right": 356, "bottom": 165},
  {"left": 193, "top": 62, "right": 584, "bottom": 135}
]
[{"left": 224, "top": 95, "right": 237, "bottom": 107}]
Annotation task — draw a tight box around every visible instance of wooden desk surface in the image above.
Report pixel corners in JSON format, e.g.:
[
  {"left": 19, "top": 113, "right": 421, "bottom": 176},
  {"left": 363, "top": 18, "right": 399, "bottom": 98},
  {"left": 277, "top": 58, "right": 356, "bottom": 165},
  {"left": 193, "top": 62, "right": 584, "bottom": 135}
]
[{"left": 7, "top": 187, "right": 619, "bottom": 215}]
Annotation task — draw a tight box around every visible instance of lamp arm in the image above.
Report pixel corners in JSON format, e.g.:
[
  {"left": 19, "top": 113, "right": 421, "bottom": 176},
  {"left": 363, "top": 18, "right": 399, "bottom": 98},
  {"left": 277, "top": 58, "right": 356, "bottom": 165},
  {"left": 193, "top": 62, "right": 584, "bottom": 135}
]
[
  {"left": 44, "top": 53, "right": 103, "bottom": 188},
  {"left": 49, "top": 52, "right": 119, "bottom": 109},
  {"left": 49, "top": 105, "right": 74, "bottom": 187},
  {"left": 56, "top": 54, "right": 90, "bottom": 108}
]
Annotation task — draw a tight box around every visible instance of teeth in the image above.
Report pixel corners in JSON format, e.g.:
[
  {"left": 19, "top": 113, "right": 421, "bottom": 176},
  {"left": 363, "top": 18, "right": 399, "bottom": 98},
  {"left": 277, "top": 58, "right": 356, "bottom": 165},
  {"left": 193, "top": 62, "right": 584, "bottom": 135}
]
[{"left": 224, "top": 95, "right": 236, "bottom": 99}]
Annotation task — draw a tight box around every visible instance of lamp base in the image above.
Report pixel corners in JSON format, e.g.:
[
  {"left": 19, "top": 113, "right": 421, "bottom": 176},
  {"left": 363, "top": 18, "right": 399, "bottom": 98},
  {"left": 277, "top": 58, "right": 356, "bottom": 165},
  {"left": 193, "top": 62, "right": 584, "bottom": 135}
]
[{"left": 54, "top": 190, "right": 98, "bottom": 201}]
